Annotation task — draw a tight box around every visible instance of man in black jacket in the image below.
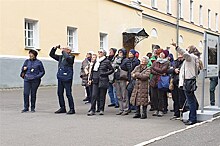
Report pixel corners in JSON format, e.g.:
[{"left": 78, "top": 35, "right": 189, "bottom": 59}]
[{"left": 49, "top": 45, "right": 75, "bottom": 114}]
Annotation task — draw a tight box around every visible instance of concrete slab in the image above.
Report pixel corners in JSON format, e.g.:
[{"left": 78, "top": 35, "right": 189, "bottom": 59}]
[
  {"left": 183, "top": 110, "right": 220, "bottom": 122},
  {"left": 203, "top": 105, "right": 220, "bottom": 111}
]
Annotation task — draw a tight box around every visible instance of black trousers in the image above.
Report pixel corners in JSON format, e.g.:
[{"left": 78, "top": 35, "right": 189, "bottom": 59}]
[
  {"left": 90, "top": 84, "right": 107, "bottom": 112},
  {"left": 85, "top": 86, "right": 91, "bottom": 102},
  {"left": 151, "top": 87, "right": 164, "bottom": 111},
  {"left": 171, "top": 85, "right": 186, "bottom": 117}
]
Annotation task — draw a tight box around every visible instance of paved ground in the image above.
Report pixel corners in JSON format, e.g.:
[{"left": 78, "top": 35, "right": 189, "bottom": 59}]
[{"left": 0, "top": 80, "right": 219, "bottom": 146}]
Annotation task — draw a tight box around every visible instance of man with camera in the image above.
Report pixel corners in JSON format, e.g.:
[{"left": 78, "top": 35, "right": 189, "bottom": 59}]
[{"left": 49, "top": 45, "right": 75, "bottom": 114}]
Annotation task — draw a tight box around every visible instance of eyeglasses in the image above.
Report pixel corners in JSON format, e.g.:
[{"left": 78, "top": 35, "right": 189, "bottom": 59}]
[{"left": 98, "top": 51, "right": 103, "bottom": 54}]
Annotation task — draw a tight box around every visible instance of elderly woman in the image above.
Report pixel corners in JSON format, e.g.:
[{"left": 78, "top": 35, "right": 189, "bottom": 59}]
[
  {"left": 87, "top": 49, "right": 114, "bottom": 116},
  {"left": 20, "top": 49, "right": 45, "bottom": 113},
  {"left": 150, "top": 49, "right": 170, "bottom": 117},
  {"left": 171, "top": 42, "right": 201, "bottom": 125},
  {"left": 130, "top": 56, "right": 151, "bottom": 119}
]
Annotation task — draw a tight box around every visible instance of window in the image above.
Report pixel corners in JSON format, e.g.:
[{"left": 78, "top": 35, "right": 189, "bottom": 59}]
[
  {"left": 208, "top": 9, "right": 211, "bottom": 29},
  {"left": 199, "top": 41, "right": 203, "bottom": 48},
  {"left": 199, "top": 5, "right": 203, "bottom": 26},
  {"left": 179, "top": 35, "right": 183, "bottom": 43},
  {"left": 24, "top": 19, "right": 39, "bottom": 48},
  {"left": 151, "top": 28, "right": 158, "bottom": 38},
  {"left": 100, "top": 33, "right": 108, "bottom": 52},
  {"left": 216, "top": 13, "right": 219, "bottom": 32},
  {"left": 166, "top": 0, "right": 171, "bottom": 14},
  {"left": 151, "top": 0, "right": 157, "bottom": 9},
  {"left": 190, "top": 0, "right": 194, "bottom": 22},
  {"left": 67, "top": 27, "right": 78, "bottom": 52},
  {"left": 179, "top": 0, "right": 183, "bottom": 18}
]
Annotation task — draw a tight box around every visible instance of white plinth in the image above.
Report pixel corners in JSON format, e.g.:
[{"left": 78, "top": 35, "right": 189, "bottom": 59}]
[
  {"left": 183, "top": 110, "right": 220, "bottom": 122},
  {"left": 203, "top": 106, "right": 220, "bottom": 111}
]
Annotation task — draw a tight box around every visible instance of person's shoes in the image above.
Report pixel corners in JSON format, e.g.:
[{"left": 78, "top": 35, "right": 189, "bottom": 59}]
[
  {"left": 133, "top": 114, "right": 141, "bottom": 118},
  {"left": 170, "top": 109, "right": 174, "bottom": 112},
  {"left": 87, "top": 111, "right": 95, "bottom": 116},
  {"left": 185, "top": 121, "right": 197, "bottom": 125},
  {"left": 99, "top": 111, "right": 104, "bottom": 115},
  {"left": 116, "top": 111, "right": 123, "bottom": 115},
  {"left": 170, "top": 116, "right": 180, "bottom": 120},
  {"left": 121, "top": 110, "right": 129, "bottom": 116},
  {"left": 67, "top": 109, "right": 75, "bottom": 114},
  {"left": 163, "top": 109, "right": 168, "bottom": 114},
  {"left": 149, "top": 108, "right": 155, "bottom": 111},
  {"left": 108, "top": 103, "right": 115, "bottom": 107},
  {"left": 152, "top": 111, "right": 158, "bottom": 116},
  {"left": 55, "top": 108, "right": 66, "bottom": 114},
  {"left": 31, "top": 109, "right": 35, "bottom": 113},
  {"left": 157, "top": 111, "right": 164, "bottom": 117},
  {"left": 211, "top": 103, "right": 215, "bottom": 106},
  {"left": 83, "top": 98, "right": 89, "bottom": 101},
  {"left": 96, "top": 109, "right": 100, "bottom": 113},
  {"left": 21, "top": 109, "right": 29, "bottom": 113},
  {"left": 85, "top": 101, "right": 91, "bottom": 104},
  {"left": 140, "top": 114, "right": 147, "bottom": 119},
  {"left": 115, "top": 105, "right": 119, "bottom": 108}
]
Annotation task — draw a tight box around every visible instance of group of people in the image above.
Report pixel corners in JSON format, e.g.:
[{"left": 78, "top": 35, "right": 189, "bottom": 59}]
[{"left": 20, "top": 42, "right": 219, "bottom": 125}]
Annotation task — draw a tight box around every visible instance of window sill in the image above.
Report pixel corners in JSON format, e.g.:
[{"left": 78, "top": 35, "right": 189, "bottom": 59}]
[
  {"left": 152, "top": 7, "right": 158, "bottom": 10},
  {"left": 167, "top": 12, "right": 172, "bottom": 16},
  {"left": 71, "top": 51, "right": 80, "bottom": 55},
  {"left": 25, "top": 47, "right": 41, "bottom": 51}
]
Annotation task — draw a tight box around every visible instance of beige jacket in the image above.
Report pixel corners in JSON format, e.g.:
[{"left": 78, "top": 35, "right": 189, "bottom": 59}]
[{"left": 177, "top": 47, "right": 199, "bottom": 87}]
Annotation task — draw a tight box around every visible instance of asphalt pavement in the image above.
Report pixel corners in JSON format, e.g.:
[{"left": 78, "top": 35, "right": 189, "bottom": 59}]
[{"left": 0, "top": 80, "right": 219, "bottom": 146}]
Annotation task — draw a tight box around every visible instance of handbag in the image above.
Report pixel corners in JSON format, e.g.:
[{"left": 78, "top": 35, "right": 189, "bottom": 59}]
[
  {"left": 158, "top": 75, "right": 170, "bottom": 91},
  {"left": 119, "top": 68, "right": 128, "bottom": 80},
  {"left": 169, "top": 78, "right": 174, "bottom": 91},
  {"left": 183, "top": 59, "right": 197, "bottom": 92},
  {"left": 183, "top": 77, "right": 197, "bottom": 92}
]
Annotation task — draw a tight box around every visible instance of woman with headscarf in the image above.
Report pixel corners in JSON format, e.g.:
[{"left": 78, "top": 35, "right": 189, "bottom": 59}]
[
  {"left": 20, "top": 49, "right": 45, "bottom": 113},
  {"left": 130, "top": 56, "right": 151, "bottom": 119},
  {"left": 112, "top": 48, "right": 128, "bottom": 115}
]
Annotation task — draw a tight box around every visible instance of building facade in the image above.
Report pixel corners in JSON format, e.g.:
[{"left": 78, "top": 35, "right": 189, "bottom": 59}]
[{"left": 0, "top": 0, "right": 219, "bottom": 88}]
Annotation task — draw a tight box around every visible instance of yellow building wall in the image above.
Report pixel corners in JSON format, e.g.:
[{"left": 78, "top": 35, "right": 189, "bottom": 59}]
[
  {"left": 0, "top": 0, "right": 100, "bottom": 60},
  {"left": 99, "top": 0, "right": 142, "bottom": 51}
]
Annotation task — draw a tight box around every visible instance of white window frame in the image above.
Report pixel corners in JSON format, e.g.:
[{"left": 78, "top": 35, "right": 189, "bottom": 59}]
[
  {"left": 24, "top": 19, "right": 39, "bottom": 49},
  {"left": 208, "top": 9, "right": 211, "bottom": 29},
  {"left": 179, "top": 35, "right": 184, "bottom": 44},
  {"left": 151, "top": 0, "right": 157, "bottom": 9},
  {"left": 190, "top": 0, "right": 194, "bottom": 22},
  {"left": 199, "top": 5, "right": 203, "bottom": 26},
  {"left": 166, "top": 0, "right": 171, "bottom": 14},
  {"left": 67, "top": 27, "right": 78, "bottom": 52},
  {"left": 179, "top": 0, "right": 183, "bottom": 19},
  {"left": 151, "top": 28, "right": 158, "bottom": 38},
  {"left": 215, "top": 13, "right": 219, "bottom": 32},
  {"left": 100, "top": 33, "right": 108, "bottom": 52}
]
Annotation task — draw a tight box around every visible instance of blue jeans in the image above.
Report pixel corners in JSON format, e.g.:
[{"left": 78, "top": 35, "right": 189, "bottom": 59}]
[
  {"left": 210, "top": 77, "right": 218, "bottom": 106},
  {"left": 23, "top": 80, "right": 41, "bottom": 110},
  {"left": 108, "top": 83, "right": 118, "bottom": 106},
  {"left": 57, "top": 80, "right": 75, "bottom": 110},
  {"left": 184, "top": 91, "right": 197, "bottom": 122}
]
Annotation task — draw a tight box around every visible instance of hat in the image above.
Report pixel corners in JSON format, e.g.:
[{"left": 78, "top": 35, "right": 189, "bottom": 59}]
[
  {"left": 135, "top": 51, "right": 139, "bottom": 59},
  {"left": 129, "top": 49, "right": 136, "bottom": 56},
  {"left": 118, "top": 48, "right": 127, "bottom": 58},
  {"left": 162, "top": 50, "right": 169, "bottom": 58},
  {"left": 87, "top": 51, "right": 94, "bottom": 55},
  {"left": 98, "top": 49, "right": 107, "bottom": 56},
  {"left": 29, "top": 49, "right": 38, "bottom": 57},
  {"left": 110, "top": 48, "right": 117, "bottom": 55}
]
